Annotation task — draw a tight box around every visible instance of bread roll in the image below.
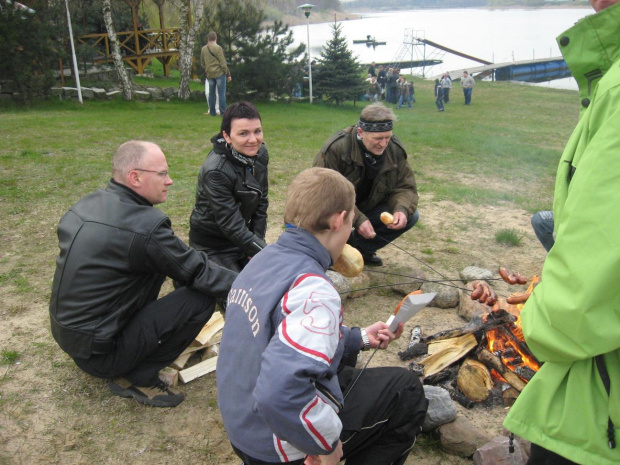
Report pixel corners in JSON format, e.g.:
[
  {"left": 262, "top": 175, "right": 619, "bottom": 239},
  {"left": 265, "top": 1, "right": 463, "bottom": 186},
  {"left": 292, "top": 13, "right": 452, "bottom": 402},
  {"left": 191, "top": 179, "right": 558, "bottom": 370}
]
[
  {"left": 380, "top": 212, "right": 394, "bottom": 225},
  {"left": 332, "top": 244, "right": 364, "bottom": 277}
]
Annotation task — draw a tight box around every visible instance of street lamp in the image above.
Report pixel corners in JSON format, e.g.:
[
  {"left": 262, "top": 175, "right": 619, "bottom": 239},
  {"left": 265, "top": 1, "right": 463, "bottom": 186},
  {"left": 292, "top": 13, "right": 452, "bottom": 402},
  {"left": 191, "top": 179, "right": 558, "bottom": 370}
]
[{"left": 299, "top": 3, "right": 314, "bottom": 103}]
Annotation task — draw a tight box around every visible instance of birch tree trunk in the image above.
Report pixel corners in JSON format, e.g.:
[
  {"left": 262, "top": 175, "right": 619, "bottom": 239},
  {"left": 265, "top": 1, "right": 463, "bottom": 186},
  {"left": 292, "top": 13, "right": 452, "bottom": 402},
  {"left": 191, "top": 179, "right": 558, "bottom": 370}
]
[
  {"left": 102, "top": 0, "right": 133, "bottom": 100},
  {"left": 177, "top": 0, "right": 206, "bottom": 100}
]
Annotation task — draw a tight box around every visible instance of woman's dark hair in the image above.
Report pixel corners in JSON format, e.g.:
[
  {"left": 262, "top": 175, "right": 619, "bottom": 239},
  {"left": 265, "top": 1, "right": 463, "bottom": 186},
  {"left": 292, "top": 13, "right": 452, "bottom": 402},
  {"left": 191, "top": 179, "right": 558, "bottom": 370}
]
[{"left": 221, "top": 102, "right": 261, "bottom": 136}]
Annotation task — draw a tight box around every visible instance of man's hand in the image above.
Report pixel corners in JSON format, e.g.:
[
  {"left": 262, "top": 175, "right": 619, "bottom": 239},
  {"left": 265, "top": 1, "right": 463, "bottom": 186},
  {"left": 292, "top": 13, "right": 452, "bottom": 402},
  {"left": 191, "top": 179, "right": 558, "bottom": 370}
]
[
  {"left": 227, "top": 75, "right": 232, "bottom": 82},
  {"left": 388, "top": 211, "right": 408, "bottom": 230},
  {"left": 357, "top": 220, "right": 376, "bottom": 239},
  {"left": 305, "top": 440, "right": 343, "bottom": 465},
  {"left": 365, "top": 321, "right": 403, "bottom": 349}
]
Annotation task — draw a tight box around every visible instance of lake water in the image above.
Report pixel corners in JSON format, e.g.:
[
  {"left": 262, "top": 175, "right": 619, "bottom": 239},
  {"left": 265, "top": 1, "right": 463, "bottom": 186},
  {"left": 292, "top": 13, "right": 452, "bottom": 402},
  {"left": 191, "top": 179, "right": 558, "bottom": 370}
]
[{"left": 290, "top": 7, "right": 592, "bottom": 90}]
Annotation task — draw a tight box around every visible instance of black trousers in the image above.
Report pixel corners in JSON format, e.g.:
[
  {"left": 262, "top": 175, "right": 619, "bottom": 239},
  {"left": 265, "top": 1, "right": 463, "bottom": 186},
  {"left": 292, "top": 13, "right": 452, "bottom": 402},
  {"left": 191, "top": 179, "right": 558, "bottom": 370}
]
[
  {"left": 190, "top": 241, "right": 249, "bottom": 273},
  {"left": 526, "top": 444, "right": 578, "bottom": 465},
  {"left": 348, "top": 203, "right": 419, "bottom": 256},
  {"left": 74, "top": 287, "right": 215, "bottom": 386},
  {"left": 235, "top": 366, "right": 428, "bottom": 465}
]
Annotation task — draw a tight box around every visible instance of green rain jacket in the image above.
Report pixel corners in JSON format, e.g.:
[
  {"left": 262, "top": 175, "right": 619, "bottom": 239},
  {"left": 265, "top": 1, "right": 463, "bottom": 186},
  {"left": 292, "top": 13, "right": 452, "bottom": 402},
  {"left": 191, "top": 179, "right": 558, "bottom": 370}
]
[{"left": 503, "top": 4, "right": 620, "bottom": 464}]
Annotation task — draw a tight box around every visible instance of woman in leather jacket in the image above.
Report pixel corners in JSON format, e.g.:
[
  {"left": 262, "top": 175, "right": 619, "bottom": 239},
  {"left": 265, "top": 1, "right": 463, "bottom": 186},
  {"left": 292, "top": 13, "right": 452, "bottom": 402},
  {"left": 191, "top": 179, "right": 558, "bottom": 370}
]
[{"left": 189, "top": 102, "right": 268, "bottom": 272}]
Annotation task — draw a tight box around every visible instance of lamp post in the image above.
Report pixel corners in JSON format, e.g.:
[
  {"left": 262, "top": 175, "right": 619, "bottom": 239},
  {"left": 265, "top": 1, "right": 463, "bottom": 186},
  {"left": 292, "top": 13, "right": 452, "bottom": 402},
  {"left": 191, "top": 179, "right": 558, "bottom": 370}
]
[{"left": 299, "top": 3, "right": 314, "bottom": 103}]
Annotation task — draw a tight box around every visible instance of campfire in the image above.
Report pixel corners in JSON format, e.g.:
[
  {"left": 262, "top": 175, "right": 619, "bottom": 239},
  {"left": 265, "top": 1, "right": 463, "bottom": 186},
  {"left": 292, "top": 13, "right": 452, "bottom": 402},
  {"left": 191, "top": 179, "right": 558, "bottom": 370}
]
[{"left": 403, "top": 272, "right": 541, "bottom": 407}]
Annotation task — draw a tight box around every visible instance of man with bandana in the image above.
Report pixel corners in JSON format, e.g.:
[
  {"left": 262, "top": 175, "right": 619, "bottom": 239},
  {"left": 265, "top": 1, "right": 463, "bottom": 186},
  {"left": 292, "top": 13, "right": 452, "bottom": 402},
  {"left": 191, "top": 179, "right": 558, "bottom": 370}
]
[{"left": 313, "top": 103, "right": 419, "bottom": 267}]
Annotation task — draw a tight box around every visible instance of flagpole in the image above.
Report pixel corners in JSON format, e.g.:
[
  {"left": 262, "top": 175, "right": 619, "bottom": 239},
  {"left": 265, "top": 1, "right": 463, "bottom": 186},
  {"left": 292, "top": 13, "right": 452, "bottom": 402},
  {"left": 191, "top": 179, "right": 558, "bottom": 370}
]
[{"left": 64, "top": 0, "right": 83, "bottom": 103}]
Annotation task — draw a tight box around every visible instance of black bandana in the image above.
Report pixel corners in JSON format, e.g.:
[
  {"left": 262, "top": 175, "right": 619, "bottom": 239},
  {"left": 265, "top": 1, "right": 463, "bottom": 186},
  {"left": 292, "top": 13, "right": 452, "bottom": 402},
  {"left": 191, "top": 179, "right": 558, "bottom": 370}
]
[{"left": 357, "top": 117, "right": 393, "bottom": 132}]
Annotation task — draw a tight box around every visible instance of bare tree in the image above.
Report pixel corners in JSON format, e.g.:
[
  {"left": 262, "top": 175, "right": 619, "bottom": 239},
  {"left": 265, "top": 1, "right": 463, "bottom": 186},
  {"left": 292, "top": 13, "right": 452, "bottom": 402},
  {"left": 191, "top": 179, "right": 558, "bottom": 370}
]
[
  {"left": 102, "top": 0, "right": 133, "bottom": 100},
  {"left": 176, "top": 0, "right": 206, "bottom": 99}
]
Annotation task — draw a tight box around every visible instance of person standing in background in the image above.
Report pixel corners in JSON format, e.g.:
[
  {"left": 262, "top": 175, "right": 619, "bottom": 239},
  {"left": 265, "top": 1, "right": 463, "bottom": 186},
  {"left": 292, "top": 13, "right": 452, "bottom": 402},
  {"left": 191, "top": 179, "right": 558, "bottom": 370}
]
[
  {"left": 461, "top": 71, "right": 475, "bottom": 105},
  {"left": 201, "top": 31, "right": 231, "bottom": 117}
]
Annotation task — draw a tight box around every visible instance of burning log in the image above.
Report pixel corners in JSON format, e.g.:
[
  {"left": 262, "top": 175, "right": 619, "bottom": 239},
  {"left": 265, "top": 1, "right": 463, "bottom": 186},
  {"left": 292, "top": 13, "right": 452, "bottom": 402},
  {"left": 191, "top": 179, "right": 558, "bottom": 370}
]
[
  {"left": 422, "top": 310, "right": 516, "bottom": 343},
  {"left": 457, "top": 358, "right": 494, "bottom": 402},
  {"left": 420, "top": 333, "right": 478, "bottom": 377},
  {"left": 476, "top": 347, "right": 526, "bottom": 392}
]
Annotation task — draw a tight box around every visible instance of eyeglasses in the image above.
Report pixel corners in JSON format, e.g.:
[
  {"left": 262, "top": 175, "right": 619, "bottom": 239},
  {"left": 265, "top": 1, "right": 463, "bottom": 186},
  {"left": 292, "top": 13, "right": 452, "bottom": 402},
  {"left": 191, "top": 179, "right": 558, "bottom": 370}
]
[{"left": 131, "top": 168, "right": 169, "bottom": 177}]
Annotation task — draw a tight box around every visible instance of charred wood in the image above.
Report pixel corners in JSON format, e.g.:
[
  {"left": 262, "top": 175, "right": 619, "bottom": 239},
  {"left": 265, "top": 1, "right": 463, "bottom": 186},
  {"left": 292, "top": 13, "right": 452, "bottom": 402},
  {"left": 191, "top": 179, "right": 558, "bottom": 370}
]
[
  {"left": 421, "top": 310, "right": 515, "bottom": 343},
  {"left": 398, "top": 342, "right": 428, "bottom": 361},
  {"left": 476, "top": 347, "right": 526, "bottom": 392}
]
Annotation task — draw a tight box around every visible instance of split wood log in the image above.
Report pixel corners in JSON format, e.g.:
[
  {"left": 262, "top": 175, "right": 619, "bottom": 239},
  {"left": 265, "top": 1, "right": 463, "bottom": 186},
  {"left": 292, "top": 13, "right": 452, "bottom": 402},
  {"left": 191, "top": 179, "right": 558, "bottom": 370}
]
[
  {"left": 502, "top": 387, "right": 520, "bottom": 407},
  {"left": 193, "top": 312, "right": 225, "bottom": 346},
  {"left": 170, "top": 351, "right": 193, "bottom": 371},
  {"left": 456, "top": 358, "right": 493, "bottom": 402},
  {"left": 476, "top": 347, "right": 526, "bottom": 392},
  {"left": 420, "top": 333, "right": 478, "bottom": 377},
  {"left": 159, "top": 366, "right": 179, "bottom": 388},
  {"left": 421, "top": 310, "right": 516, "bottom": 343},
  {"left": 179, "top": 356, "right": 218, "bottom": 384}
]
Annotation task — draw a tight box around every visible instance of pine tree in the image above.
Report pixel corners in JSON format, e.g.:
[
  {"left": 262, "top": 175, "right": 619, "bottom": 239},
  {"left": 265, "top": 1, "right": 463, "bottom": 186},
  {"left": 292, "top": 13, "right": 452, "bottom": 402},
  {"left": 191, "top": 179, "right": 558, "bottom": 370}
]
[{"left": 314, "top": 21, "right": 365, "bottom": 105}]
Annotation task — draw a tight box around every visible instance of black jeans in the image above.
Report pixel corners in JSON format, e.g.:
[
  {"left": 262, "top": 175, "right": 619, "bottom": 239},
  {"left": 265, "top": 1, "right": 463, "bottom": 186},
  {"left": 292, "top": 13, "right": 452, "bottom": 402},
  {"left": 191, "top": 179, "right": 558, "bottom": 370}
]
[
  {"left": 526, "top": 443, "right": 578, "bottom": 465},
  {"left": 233, "top": 366, "right": 428, "bottom": 465},
  {"left": 348, "top": 203, "right": 419, "bottom": 256},
  {"left": 74, "top": 287, "right": 215, "bottom": 386}
]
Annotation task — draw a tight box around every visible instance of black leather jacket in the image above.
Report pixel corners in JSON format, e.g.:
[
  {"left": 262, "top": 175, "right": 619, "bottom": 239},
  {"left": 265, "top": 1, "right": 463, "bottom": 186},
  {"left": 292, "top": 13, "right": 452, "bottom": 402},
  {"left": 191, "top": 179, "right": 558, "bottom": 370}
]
[
  {"left": 189, "top": 134, "right": 268, "bottom": 257},
  {"left": 49, "top": 180, "right": 238, "bottom": 359}
]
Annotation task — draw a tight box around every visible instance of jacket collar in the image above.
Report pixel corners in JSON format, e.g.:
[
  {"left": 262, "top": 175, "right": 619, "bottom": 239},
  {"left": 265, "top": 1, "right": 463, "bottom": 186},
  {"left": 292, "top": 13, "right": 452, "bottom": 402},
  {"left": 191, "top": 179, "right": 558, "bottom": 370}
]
[
  {"left": 107, "top": 179, "right": 153, "bottom": 207},
  {"left": 557, "top": 2, "right": 620, "bottom": 104},
  {"left": 278, "top": 227, "right": 333, "bottom": 270}
]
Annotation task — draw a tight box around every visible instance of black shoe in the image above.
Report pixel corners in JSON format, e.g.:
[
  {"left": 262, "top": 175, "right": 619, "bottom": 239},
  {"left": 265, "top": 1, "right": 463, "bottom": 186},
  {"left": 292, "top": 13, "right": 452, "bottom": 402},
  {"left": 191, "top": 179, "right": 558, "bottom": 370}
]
[
  {"left": 362, "top": 253, "right": 383, "bottom": 267},
  {"left": 109, "top": 377, "right": 184, "bottom": 407}
]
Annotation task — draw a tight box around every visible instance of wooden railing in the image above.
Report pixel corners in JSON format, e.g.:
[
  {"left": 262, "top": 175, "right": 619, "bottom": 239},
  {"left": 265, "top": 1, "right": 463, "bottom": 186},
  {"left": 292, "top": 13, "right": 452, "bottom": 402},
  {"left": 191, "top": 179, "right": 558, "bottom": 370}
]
[{"left": 77, "top": 27, "right": 181, "bottom": 75}]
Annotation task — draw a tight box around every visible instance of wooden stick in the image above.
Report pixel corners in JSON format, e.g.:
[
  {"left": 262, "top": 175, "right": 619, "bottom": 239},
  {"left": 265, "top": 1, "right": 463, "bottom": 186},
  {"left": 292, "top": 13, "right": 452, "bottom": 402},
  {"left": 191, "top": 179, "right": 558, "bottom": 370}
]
[{"left": 179, "top": 356, "right": 218, "bottom": 384}]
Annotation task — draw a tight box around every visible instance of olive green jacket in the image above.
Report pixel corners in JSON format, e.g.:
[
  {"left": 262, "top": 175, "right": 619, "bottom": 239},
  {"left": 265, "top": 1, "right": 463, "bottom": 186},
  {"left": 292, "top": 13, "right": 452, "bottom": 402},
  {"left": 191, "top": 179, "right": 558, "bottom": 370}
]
[
  {"left": 313, "top": 125, "right": 418, "bottom": 229},
  {"left": 504, "top": 4, "right": 620, "bottom": 464},
  {"left": 201, "top": 42, "right": 230, "bottom": 79}
]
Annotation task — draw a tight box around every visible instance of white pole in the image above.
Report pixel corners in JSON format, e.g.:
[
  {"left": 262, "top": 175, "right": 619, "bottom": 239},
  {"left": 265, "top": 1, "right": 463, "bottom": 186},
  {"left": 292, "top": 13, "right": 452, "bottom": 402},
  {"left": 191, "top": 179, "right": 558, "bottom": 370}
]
[
  {"left": 64, "top": 0, "right": 83, "bottom": 103},
  {"left": 307, "top": 16, "right": 313, "bottom": 104}
]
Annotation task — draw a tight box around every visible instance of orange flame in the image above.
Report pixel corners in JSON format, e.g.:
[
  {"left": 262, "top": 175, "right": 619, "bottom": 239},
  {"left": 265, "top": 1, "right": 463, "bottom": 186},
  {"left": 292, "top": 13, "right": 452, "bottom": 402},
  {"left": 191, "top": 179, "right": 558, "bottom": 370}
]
[{"left": 486, "top": 276, "right": 542, "bottom": 380}]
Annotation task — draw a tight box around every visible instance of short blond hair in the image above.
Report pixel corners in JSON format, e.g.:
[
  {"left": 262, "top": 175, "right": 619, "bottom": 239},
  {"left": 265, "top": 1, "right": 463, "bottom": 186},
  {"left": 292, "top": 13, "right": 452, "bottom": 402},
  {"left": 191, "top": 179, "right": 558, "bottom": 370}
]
[
  {"left": 284, "top": 168, "right": 355, "bottom": 232},
  {"left": 360, "top": 102, "right": 397, "bottom": 123}
]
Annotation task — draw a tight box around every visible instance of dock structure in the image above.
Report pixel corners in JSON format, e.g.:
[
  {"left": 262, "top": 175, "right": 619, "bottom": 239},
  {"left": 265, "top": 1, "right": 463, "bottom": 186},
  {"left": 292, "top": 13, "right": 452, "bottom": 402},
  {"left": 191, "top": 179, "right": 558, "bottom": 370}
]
[{"left": 433, "top": 57, "right": 570, "bottom": 83}]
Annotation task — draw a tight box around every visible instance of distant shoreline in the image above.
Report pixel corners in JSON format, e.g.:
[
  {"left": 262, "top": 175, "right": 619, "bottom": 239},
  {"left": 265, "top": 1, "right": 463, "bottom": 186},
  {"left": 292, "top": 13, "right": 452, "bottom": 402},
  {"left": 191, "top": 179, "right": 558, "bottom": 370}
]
[{"left": 278, "top": 4, "right": 590, "bottom": 27}]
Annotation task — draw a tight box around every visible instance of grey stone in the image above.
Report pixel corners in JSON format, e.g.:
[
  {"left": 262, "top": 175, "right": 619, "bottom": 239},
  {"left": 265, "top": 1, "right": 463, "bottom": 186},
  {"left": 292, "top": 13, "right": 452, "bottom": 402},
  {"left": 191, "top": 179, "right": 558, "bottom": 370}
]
[
  {"left": 458, "top": 282, "right": 491, "bottom": 321},
  {"left": 106, "top": 90, "right": 123, "bottom": 100},
  {"left": 368, "top": 265, "right": 425, "bottom": 296},
  {"left": 422, "top": 385, "right": 457, "bottom": 432},
  {"left": 50, "top": 87, "right": 64, "bottom": 97},
  {"left": 190, "top": 90, "right": 204, "bottom": 101},
  {"left": 439, "top": 416, "right": 491, "bottom": 458},
  {"left": 81, "top": 88, "right": 95, "bottom": 100},
  {"left": 347, "top": 272, "right": 370, "bottom": 299},
  {"left": 91, "top": 88, "right": 107, "bottom": 99},
  {"left": 326, "top": 270, "right": 351, "bottom": 296},
  {"left": 147, "top": 87, "right": 163, "bottom": 99},
  {"left": 64, "top": 87, "right": 79, "bottom": 97},
  {"left": 460, "top": 266, "right": 494, "bottom": 283},
  {"left": 473, "top": 436, "right": 528, "bottom": 465},
  {"left": 134, "top": 90, "right": 152, "bottom": 100},
  {"left": 162, "top": 87, "right": 176, "bottom": 98},
  {"left": 421, "top": 281, "right": 460, "bottom": 308}
]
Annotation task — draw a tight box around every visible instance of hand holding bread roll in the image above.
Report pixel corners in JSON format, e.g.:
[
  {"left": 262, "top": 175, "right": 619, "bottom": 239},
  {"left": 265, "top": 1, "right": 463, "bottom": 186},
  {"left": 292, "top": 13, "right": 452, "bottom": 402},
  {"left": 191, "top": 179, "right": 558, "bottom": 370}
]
[
  {"left": 380, "top": 212, "right": 394, "bottom": 225},
  {"left": 332, "top": 244, "right": 364, "bottom": 277}
]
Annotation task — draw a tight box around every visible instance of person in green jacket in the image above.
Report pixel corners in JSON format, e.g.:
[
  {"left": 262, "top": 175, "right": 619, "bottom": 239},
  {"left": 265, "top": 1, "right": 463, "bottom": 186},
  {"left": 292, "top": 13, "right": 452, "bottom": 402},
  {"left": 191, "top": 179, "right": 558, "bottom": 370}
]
[{"left": 503, "top": 1, "right": 620, "bottom": 464}]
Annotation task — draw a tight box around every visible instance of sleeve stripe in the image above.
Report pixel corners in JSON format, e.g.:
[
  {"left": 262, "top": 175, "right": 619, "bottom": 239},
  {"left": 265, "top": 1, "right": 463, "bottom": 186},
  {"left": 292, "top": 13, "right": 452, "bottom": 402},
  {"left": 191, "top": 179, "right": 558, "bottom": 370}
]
[
  {"left": 281, "top": 317, "right": 333, "bottom": 364},
  {"left": 282, "top": 273, "right": 327, "bottom": 315},
  {"left": 276, "top": 438, "right": 289, "bottom": 462},
  {"left": 302, "top": 397, "right": 333, "bottom": 451}
]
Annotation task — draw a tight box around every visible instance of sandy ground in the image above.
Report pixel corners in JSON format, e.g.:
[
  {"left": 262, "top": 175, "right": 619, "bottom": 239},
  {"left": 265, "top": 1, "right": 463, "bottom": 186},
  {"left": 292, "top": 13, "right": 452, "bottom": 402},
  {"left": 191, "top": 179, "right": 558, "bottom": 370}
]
[{"left": 0, "top": 186, "right": 547, "bottom": 464}]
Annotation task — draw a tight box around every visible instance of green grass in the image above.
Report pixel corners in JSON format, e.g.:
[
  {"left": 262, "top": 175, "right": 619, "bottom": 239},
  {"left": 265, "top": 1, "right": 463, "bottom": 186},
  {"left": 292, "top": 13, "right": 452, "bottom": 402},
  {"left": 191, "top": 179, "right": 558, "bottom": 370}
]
[
  {"left": 0, "top": 350, "right": 19, "bottom": 365},
  {"left": 495, "top": 228, "right": 524, "bottom": 246},
  {"left": 0, "top": 78, "right": 574, "bottom": 301}
]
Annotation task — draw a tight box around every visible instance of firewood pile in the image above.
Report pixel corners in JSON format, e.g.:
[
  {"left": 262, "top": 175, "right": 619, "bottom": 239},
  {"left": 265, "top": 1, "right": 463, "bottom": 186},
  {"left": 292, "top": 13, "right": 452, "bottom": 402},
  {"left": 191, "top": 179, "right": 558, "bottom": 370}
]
[
  {"left": 403, "top": 270, "right": 542, "bottom": 408},
  {"left": 159, "top": 311, "right": 224, "bottom": 387}
]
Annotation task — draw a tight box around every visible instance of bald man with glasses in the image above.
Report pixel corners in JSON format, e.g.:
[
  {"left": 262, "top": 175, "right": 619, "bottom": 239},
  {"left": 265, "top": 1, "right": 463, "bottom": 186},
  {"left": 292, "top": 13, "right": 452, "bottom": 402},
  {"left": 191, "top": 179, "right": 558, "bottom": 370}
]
[{"left": 49, "top": 140, "right": 237, "bottom": 407}]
